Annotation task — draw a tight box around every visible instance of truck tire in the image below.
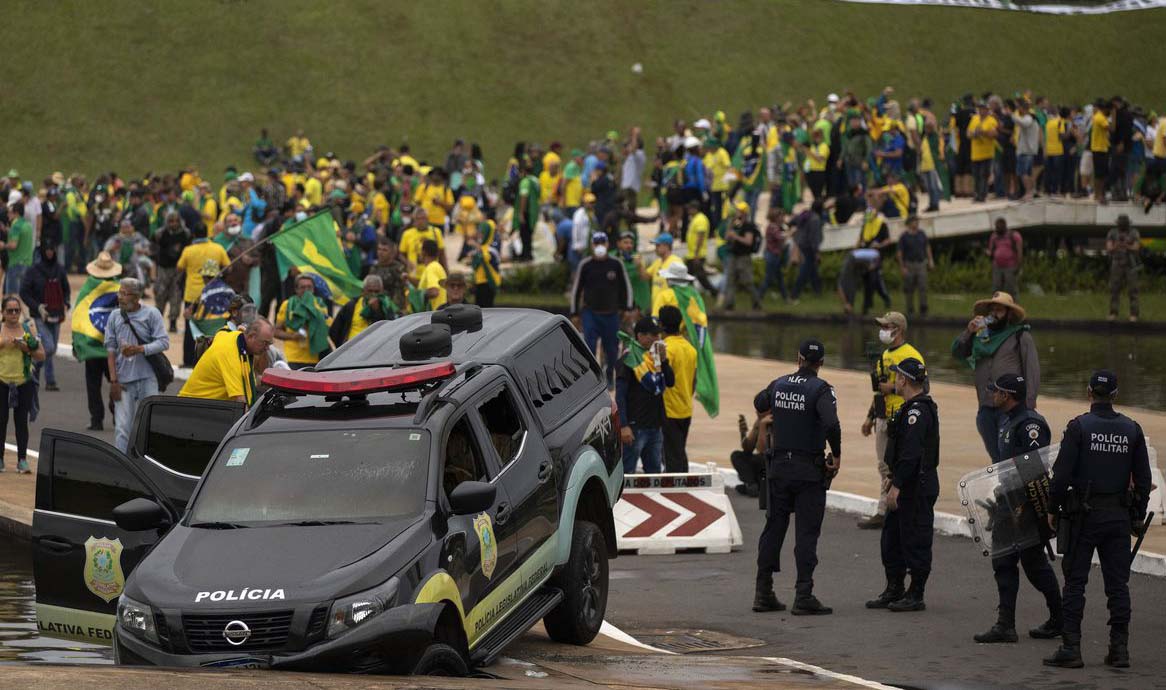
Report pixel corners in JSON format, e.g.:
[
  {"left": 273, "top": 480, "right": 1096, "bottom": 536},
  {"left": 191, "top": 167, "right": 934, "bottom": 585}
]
[
  {"left": 410, "top": 642, "right": 468, "bottom": 676},
  {"left": 543, "top": 520, "right": 608, "bottom": 644}
]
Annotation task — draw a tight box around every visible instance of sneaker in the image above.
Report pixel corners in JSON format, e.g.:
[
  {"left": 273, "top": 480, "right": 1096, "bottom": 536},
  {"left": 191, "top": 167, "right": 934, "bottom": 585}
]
[
  {"left": 856, "top": 515, "right": 884, "bottom": 530},
  {"left": 791, "top": 595, "right": 833, "bottom": 616},
  {"left": 16, "top": 459, "right": 30, "bottom": 474},
  {"left": 45, "top": 383, "right": 59, "bottom": 392}
]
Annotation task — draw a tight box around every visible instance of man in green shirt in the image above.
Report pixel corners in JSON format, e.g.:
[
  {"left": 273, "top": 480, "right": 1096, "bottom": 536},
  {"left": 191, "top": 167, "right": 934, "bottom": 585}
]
[
  {"left": 6, "top": 202, "right": 35, "bottom": 293},
  {"left": 512, "top": 157, "right": 540, "bottom": 262}
]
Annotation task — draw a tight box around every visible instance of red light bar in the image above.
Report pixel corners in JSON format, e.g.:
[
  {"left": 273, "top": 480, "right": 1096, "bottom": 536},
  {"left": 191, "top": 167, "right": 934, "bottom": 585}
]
[{"left": 261, "top": 362, "right": 456, "bottom": 395}]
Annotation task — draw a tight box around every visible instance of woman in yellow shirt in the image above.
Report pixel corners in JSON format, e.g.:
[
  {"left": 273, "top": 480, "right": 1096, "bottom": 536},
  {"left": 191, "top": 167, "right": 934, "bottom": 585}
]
[{"left": 0, "top": 295, "right": 44, "bottom": 473}]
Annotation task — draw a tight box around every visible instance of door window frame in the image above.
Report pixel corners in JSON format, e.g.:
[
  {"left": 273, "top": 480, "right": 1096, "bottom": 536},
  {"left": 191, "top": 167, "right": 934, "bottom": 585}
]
[{"left": 472, "top": 380, "right": 533, "bottom": 481}]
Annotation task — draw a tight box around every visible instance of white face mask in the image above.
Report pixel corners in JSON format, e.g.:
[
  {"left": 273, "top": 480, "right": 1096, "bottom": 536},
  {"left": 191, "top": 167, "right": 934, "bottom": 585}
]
[
  {"left": 878, "top": 328, "right": 895, "bottom": 345},
  {"left": 226, "top": 224, "right": 242, "bottom": 236},
  {"left": 295, "top": 211, "right": 308, "bottom": 222},
  {"left": 593, "top": 245, "right": 608, "bottom": 258}
]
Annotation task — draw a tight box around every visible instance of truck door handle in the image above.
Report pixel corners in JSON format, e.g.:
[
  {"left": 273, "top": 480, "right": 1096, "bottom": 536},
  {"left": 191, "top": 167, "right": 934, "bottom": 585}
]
[
  {"left": 537, "top": 460, "right": 552, "bottom": 483},
  {"left": 495, "top": 502, "right": 511, "bottom": 526},
  {"left": 39, "top": 537, "right": 73, "bottom": 554}
]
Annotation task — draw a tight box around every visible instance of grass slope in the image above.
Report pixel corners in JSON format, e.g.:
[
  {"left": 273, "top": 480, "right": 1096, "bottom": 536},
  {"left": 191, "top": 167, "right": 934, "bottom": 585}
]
[{"left": 3, "top": 0, "right": 1163, "bottom": 182}]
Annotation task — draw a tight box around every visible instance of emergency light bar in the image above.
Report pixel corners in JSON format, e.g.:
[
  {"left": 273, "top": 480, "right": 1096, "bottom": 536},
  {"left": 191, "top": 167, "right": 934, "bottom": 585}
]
[{"left": 261, "top": 362, "right": 456, "bottom": 395}]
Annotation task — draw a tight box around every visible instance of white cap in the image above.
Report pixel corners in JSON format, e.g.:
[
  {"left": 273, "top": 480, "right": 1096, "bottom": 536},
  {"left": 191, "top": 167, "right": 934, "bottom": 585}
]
[
  {"left": 7, "top": 190, "right": 22, "bottom": 205},
  {"left": 684, "top": 136, "right": 702, "bottom": 150},
  {"left": 693, "top": 118, "right": 711, "bottom": 130},
  {"left": 238, "top": 172, "right": 255, "bottom": 183},
  {"left": 827, "top": 93, "right": 840, "bottom": 103}
]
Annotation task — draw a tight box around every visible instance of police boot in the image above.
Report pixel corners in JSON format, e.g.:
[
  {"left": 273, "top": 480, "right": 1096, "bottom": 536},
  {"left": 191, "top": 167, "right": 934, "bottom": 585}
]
[
  {"left": 974, "top": 610, "right": 1018, "bottom": 643},
  {"left": 1104, "top": 626, "right": 1130, "bottom": 668},
  {"left": 865, "top": 575, "right": 905, "bottom": 609},
  {"left": 752, "top": 572, "right": 785, "bottom": 613},
  {"left": 1042, "top": 634, "right": 1084, "bottom": 668},
  {"left": 888, "top": 577, "right": 926, "bottom": 612},
  {"left": 1028, "top": 615, "right": 1063, "bottom": 640},
  {"left": 791, "top": 594, "right": 833, "bottom": 616}
]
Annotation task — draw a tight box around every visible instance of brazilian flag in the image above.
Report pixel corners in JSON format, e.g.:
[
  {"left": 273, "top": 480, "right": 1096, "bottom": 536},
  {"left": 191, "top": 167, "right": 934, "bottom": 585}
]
[
  {"left": 71, "top": 277, "right": 120, "bottom": 361},
  {"left": 271, "top": 211, "right": 362, "bottom": 305},
  {"left": 190, "top": 278, "right": 234, "bottom": 339},
  {"left": 673, "top": 284, "right": 719, "bottom": 418}
]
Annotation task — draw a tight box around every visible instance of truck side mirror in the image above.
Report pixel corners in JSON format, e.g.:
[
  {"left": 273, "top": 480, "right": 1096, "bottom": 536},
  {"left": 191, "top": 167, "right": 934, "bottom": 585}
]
[
  {"left": 447, "top": 481, "right": 496, "bottom": 516},
  {"left": 113, "top": 498, "right": 171, "bottom": 532}
]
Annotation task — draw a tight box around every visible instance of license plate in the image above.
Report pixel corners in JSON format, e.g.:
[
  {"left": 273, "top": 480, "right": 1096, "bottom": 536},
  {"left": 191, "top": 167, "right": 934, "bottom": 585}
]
[{"left": 201, "top": 656, "right": 270, "bottom": 669}]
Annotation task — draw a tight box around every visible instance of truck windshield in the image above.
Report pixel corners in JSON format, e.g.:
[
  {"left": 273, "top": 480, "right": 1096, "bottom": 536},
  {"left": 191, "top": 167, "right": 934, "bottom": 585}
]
[{"left": 189, "top": 429, "right": 429, "bottom": 525}]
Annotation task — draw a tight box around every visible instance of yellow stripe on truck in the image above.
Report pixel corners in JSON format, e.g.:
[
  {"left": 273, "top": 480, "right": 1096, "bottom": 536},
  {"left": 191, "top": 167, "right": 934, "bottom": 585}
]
[{"left": 36, "top": 603, "right": 116, "bottom": 645}]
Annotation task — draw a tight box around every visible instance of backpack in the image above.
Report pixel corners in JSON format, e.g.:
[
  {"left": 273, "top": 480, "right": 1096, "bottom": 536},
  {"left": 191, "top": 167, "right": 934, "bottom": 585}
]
[{"left": 43, "top": 276, "right": 66, "bottom": 319}]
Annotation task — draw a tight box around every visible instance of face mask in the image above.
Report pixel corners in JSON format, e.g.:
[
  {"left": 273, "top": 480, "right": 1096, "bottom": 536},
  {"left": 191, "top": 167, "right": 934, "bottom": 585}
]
[
  {"left": 226, "top": 224, "right": 242, "bottom": 236},
  {"left": 878, "top": 329, "right": 894, "bottom": 345},
  {"left": 593, "top": 245, "right": 608, "bottom": 258},
  {"left": 295, "top": 211, "right": 308, "bottom": 222}
]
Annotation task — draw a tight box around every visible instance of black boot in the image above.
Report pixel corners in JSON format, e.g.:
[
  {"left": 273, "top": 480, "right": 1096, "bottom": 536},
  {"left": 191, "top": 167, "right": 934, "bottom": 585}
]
[
  {"left": 1043, "top": 634, "right": 1084, "bottom": 668},
  {"left": 1105, "top": 626, "right": 1130, "bottom": 668},
  {"left": 791, "top": 594, "right": 833, "bottom": 615},
  {"left": 752, "top": 572, "right": 785, "bottom": 612},
  {"left": 974, "top": 610, "right": 1018, "bottom": 643},
  {"left": 888, "top": 576, "right": 926, "bottom": 612},
  {"left": 865, "top": 575, "right": 905, "bottom": 609},
  {"left": 1028, "top": 616, "right": 1063, "bottom": 640}
]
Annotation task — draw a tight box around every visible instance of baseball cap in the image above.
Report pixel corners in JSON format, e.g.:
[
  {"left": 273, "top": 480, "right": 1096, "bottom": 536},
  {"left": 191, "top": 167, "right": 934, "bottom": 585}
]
[
  {"left": 827, "top": 93, "right": 840, "bottom": 103},
  {"left": 890, "top": 358, "right": 927, "bottom": 382},
  {"left": 799, "top": 339, "right": 825, "bottom": 364},
  {"left": 583, "top": 191, "right": 597, "bottom": 204},
  {"left": 591, "top": 231, "right": 608, "bottom": 245},
  {"left": 1088, "top": 370, "right": 1118, "bottom": 397},
  {"left": 694, "top": 118, "right": 712, "bottom": 130},
  {"left": 684, "top": 136, "right": 702, "bottom": 150},
  {"left": 618, "top": 231, "right": 635, "bottom": 242},
  {"left": 238, "top": 172, "right": 255, "bottom": 183},
  {"left": 875, "top": 311, "right": 907, "bottom": 331},
  {"left": 653, "top": 232, "right": 674, "bottom": 246},
  {"left": 987, "top": 373, "right": 1026, "bottom": 399},
  {"left": 734, "top": 200, "right": 751, "bottom": 214},
  {"left": 634, "top": 316, "right": 661, "bottom": 336}
]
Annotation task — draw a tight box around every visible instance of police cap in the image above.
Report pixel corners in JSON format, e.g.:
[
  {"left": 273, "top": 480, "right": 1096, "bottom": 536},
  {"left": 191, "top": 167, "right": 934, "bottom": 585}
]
[
  {"left": 1088, "top": 369, "right": 1118, "bottom": 397},
  {"left": 987, "top": 373, "right": 1026, "bottom": 400},
  {"left": 890, "top": 358, "right": 927, "bottom": 383},
  {"left": 798, "top": 339, "right": 825, "bottom": 363}
]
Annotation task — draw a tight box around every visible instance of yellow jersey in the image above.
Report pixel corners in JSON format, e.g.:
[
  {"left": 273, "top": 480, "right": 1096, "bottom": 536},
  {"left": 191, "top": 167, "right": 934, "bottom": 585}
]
[
  {"left": 646, "top": 254, "right": 684, "bottom": 306},
  {"left": 1044, "top": 117, "right": 1065, "bottom": 157},
  {"left": 413, "top": 183, "right": 454, "bottom": 226},
  {"left": 662, "top": 334, "right": 698, "bottom": 419},
  {"left": 399, "top": 226, "right": 445, "bottom": 279},
  {"left": 176, "top": 240, "right": 230, "bottom": 303},
  {"left": 686, "top": 212, "right": 710, "bottom": 260},
  {"left": 880, "top": 343, "right": 924, "bottom": 417},
  {"left": 180, "top": 330, "right": 254, "bottom": 404},
  {"left": 418, "top": 261, "right": 447, "bottom": 311},
  {"left": 275, "top": 298, "right": 331, "bottom": 365},
  {"left": 1154, "top": 117, "right": 1166, "bottom": 158},
  {"left": 1090, "top": 111, "right": 1110, "bottom": 153},
  {"left": 967, "top": 115, "right": 998, "bottom": 162}
]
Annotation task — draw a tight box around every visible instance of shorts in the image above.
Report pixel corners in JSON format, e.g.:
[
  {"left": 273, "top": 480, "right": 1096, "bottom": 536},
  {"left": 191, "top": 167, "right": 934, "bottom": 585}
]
[
  {"left": 1016, "top": 154, "right": 1034, "bottom": 176},
  {"left": 1092, "top": 152, "right": 1109, "bottom": 179}
]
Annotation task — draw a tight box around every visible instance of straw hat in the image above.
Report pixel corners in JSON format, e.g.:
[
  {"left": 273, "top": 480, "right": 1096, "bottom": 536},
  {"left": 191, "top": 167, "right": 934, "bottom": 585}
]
[
  {"left": 86, "top": 252, "right": 122, "bottom": 279},
  {"left": 973, "top": 291, "right": 1026, "bottom": 322}
]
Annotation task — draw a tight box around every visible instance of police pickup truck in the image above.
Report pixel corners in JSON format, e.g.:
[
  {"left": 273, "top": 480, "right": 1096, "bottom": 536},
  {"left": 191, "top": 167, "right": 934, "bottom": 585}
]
[{"left": 31, "top": 306, "right": 623, "bottom": 675}]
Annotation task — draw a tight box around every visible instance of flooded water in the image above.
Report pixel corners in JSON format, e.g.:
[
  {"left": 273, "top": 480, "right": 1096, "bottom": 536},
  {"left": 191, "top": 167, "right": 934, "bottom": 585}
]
[
  {"left": 712, "top": 320, "right": 1166, "bottom": 412},
  {"left": 0, "top": 535, "right": 111, "bottom": 665}
]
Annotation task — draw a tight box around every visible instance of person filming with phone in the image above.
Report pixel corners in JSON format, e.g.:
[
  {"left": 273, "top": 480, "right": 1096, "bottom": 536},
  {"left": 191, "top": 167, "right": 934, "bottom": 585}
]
[{"left": 951, "top": 291, "right": 1040, "bottom": 464}]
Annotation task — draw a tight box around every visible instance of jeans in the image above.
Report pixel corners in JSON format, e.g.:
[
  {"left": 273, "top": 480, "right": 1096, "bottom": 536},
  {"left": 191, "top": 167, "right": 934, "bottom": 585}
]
[
  {"left": 902, "top": 261, "right": 928, "bottom": 315},
  {"left": 3, "top": 264, "right": 27, "bottom": 295},
  {"left": 1045, "top": 155, "right": 1063, "bottom": 195},
  {"left": 845, "top": 162, "right": 866, "bottom": 190},
  {"left": 622, "top": 426, "right": 663, "bottom": 474},
  {"left": 972, "top": 160, "right": 992, "bottom": 201},
  {"left": 976, "top": 405, "right": 1004, "bottom": 463},
  {"left": 791, "top": 247, "right": 821, "bottom": 298},
  {"left": 755, "top": 249, "right": 788, "bottom": 302},
  {"left": 33, "top": 319, "right": 60, "bottom": 386},
  {"left": 921, "top": 170, "right": 942, "bottom": 211},
  {"left": 582, "top": 309, "right": 620, "bottom": 389},
  {"left": 114, "top": 377, "right": 159, "bottom": 452}
]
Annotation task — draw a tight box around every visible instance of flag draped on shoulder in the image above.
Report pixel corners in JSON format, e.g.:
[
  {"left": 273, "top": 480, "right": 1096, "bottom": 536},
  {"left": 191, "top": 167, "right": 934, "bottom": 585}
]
[
  {"left": 673, "top": 284, "right": 719, "bottom": 417},
  {"left": 71, "top": 277, "right": 120, "bottom": 361},
  {"left": 616, "top": 330, "right": 667, "bottom": 396},
  {"left": 191, "top": 277, "right": 235, "bottom": 337},
  {"left": 271, "top": 211, "right": 362, "bottom": 305}
]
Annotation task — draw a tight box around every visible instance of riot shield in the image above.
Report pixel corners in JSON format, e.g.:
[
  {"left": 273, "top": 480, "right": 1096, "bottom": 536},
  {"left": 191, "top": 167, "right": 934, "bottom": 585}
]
[{"left": 958, "top": 445, "right": 1057, "bottom": 558}]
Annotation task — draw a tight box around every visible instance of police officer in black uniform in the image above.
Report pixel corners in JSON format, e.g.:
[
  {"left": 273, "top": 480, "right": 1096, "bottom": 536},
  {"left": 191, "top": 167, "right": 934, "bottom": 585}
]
[
  {"left": 1044, "top": 370, "right": 1152, "bottom": 669},
  {"left": 752, "top": 339, "right": 841, "bottom": 615},
  {"left": 974, "top": 373, "right": 1063, "bottom": 643},
  {"left": 864, "top": 358, "right": 937, "bottom": 612}
]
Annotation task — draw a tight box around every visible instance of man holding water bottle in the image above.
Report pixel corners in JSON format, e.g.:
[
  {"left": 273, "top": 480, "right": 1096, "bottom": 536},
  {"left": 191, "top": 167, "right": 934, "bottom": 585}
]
[{"left": 951, "top": 292, "right": 1041, "bottom": 462}]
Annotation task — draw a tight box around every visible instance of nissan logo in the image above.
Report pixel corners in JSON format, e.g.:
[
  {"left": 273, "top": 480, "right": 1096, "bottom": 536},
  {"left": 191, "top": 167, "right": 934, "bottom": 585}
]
[{"left": 223, "top": 620, "right": 251, "bottom": 646}]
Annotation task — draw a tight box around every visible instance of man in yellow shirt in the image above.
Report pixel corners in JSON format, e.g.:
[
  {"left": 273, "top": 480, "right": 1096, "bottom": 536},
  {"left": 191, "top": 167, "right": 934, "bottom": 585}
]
[
  {"left": 658, "top": 305, "right": 698, "bottom": 472},
  {"left": 1044, "top": 107, "right": 1068, "bottom": 196},
  {"left": 275, "top": 273, "right": 332, "bottom": 369},
  {"left": 703, "top": 139, "right": 732, "bottom": 223},
  {"left": 415, "top": 240, "right": 447, "bottom": 311},
  {"left": 642, "top": 232, "right": 684, "bottom": 307},
  {"left": 286, "top": 130, "right": 312, "bottom": 159},
  {"left": 801, "top": 128, "right": 831, "bottom": 200},
  {"left": 179, "top": 319, "right": 274, "bottom": 405},
  {"left": 683, "top": 200, "right": 716, "bottom": 292},
  {"left": 413, "top": 169, "right": 455, "bottom": 230},
  {"left": 176, "top": 236, "right": 230, "bottom": 306},
  {"left": 967, "top": 101, "right": 998, "bottom": 202},
  {"left": 1090, "top": 99, "right": 1112, "bottom": 204},
  {"left": 399, "top": 207, "right": 446, "bottom": 280},
  {"left": 857, "top": 312, "right": 924, "bottom": 529}
]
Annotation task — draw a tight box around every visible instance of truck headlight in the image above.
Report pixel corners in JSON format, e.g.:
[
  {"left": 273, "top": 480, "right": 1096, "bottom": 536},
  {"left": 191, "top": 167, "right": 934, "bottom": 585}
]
[
  {"left": 117, "top": 594, "right": 158, "bottom": 644},
  {"left": 326, "top": 577, "right": 399, "bottom": 639}
]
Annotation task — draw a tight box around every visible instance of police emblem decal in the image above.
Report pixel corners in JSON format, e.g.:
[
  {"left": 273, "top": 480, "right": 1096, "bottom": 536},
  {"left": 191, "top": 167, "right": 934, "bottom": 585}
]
[
  {"left": 83, "top": 536, "right": 126, "bottom": 603},
  {"left": 473, "top": 513, "right": 497, "bottom": 580}
]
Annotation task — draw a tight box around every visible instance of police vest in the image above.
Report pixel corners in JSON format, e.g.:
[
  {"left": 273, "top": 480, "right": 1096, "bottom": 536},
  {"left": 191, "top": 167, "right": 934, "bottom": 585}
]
[
  {"left": 1073, "top": 411, "right": 1140, "bottom": 495},
  {"left": 885, "top": 395, "right": 940, "bottom": 477},
  {"left": 998, "top": 407, "right": 1049, "bottom": 461},
  {"left": 768, "top": 372, "right": 830, "bottom": 455}
]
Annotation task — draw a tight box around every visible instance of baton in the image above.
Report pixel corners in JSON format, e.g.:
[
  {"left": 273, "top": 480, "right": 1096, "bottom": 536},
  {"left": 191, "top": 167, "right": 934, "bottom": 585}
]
[{"left": 1131, "top": 512, "right": 1154, "bottom": 560}]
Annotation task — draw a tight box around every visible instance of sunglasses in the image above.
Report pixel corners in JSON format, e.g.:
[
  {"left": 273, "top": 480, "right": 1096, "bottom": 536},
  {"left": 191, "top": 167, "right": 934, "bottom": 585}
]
[{"left": 4, "top": 308, "right": 21, "bottom": 314}]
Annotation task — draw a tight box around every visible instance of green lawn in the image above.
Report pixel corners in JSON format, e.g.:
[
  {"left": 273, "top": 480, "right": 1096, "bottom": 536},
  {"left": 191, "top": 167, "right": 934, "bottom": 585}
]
[
  {"left": 496, "top": 289, "right": 1162, "bottom": 323},
  {"left": 4, "top": 1, "right": 1165, "bottom": 184}
]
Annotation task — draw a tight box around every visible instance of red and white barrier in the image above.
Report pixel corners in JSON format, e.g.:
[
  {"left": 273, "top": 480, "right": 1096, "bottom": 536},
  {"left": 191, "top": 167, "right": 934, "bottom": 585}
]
[{"left": 615, "top": 463, "right": 743, "bottom": 555}]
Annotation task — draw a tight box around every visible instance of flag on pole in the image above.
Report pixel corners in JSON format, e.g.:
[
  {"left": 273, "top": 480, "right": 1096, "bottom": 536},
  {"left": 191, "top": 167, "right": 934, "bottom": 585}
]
[
  {"left": 673, "top": 284, "right": 719, "bottom": 418},
  {"left": 70, "top": 277, "right": 120, "bottom": 361},
  {"left": 271, "top": 211, "right": 362, "bottom": 305}
]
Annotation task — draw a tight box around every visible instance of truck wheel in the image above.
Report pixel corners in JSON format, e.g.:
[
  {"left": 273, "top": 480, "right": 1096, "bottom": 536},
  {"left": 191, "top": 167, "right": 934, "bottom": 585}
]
[
  {"left": 410, "top": 642, "right": 468, "bottom": 677},
  {"left": 544, "top": 520, "right": 608, "bottom": 644}
]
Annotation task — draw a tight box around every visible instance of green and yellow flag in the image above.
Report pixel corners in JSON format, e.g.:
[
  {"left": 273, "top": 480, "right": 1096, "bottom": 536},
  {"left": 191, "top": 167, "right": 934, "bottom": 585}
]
[
  {"left": 673, "top": 284, "right": 719, "bottom": 418},
  {"left": 272, "top": 211, "right": 362, "bottom": 305},
  {"left": 71, "top": 277, "right": 120, "bottom": 361}
]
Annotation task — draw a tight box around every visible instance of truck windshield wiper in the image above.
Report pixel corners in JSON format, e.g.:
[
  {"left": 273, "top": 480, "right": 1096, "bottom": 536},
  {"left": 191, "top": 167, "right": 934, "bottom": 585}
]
[
  {"left": 275, "top": 519, "right": 367, "bottom": 526},
  {"left": 189, "top": 521, "right": 250, "bottom": 530}
]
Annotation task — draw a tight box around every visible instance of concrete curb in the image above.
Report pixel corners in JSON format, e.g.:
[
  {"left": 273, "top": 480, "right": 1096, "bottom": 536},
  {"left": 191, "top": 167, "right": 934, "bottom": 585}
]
[{"left": 717, "top": 467, "right": 1166, "bottom": 578}]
